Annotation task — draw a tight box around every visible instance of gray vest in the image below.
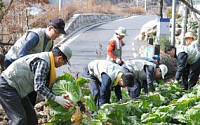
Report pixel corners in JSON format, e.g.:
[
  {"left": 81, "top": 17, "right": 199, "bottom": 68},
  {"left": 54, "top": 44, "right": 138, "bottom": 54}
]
[
  {"left": 106, "top": 35, "right": 122, "bottom": 62},
  {"left": 2, "top": 52, "right": 50, "bottom": 98},
  {"left": 125, "top": 59, "right": 156, "bottom": 80},
  {"left": 176, "top": 45, "right": 200, "bottom": 65},
  {"left": 88, "top": 60, "right": 125, "bottom": 85},
  {"left": 7, "top": 28, "right": 53, "bottom": 60}
]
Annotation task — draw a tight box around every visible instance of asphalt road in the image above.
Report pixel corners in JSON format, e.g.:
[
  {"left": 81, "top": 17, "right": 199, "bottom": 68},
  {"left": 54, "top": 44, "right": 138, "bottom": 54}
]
[{"left": 56, "top": 15, "right": 157, "bottom": 76}]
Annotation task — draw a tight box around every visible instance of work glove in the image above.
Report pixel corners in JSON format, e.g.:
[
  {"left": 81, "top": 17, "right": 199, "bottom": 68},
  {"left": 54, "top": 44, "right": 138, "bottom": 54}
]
[
  {"left": 174, "top": 79, "right": 179, "bottom": 84},
  {"left": 116, "top": 58, "right": 121, "bottom": 64},
  {"left": 54, "top": 96, "right": 72, "bottom": 108},
  {"left": 116, "top": 58, "right": 123, "bottom": 65}
]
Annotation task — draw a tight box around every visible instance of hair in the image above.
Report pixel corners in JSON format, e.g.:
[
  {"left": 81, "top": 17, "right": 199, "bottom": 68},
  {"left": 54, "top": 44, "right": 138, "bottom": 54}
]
[
  {"left": 52, "top": 47, "right": 68, "bottom": 61},
  {"left": 121, "top": 73, "right": 134, "bottom": 87},
  {"left": 164, "top": 45, "right": 176, "bottom": 53}
]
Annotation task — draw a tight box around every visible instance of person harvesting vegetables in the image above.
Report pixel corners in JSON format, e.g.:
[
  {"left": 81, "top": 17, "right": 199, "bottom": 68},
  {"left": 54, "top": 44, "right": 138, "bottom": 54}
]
[
  {"left": 0, "top": 44, "right": 72, "bottom": 125},
  {"left": 165, "top": 45, "right": 200, "bottom": 90},
  {"left": 3, "top": 18, "right": 67, "bottom": 106},
  {"left": 122, "top": 59, "right": 168, "bottom": 99},
  {"left": 83, "top": 60, "right": 134, "bottom": 107}
]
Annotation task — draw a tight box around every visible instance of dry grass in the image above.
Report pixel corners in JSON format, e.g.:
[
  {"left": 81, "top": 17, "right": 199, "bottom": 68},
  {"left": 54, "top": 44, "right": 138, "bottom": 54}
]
[{"left": 0, "top": 0, "right": 147, "bottom": 44}]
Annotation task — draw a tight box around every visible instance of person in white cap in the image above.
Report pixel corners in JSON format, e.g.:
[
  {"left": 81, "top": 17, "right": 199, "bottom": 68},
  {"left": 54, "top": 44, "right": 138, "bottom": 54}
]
[
  {"left": 122, "top": 59, "right": 168, "bottom": 99},
  {"left": 106, "top": 26, "right": 128, "bottom": 65},
  {"left": 184, "top": 31, "right": 199, "bottom": 52},
  {"left": 0, "top": 44, "right": 72, "bottom": 125}
]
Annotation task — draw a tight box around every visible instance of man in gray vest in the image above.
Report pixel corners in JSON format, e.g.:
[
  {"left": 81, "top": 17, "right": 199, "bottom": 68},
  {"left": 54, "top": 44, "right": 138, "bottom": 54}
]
[
  {"left": 3, "top": 18, "right": 66, "bottom": 106},
  {"left": 165, "top": 45, "right": 200, "bottom": 90},
  {"left": 83, "top": 60, "right": 134, "bottom": 107},
  {"left": 0, "top": 44, "right": 72, "bottom": 125},
  {"left": 122, "top": 59, "right": 168, "bottom": 99},
  {"left": 106, "top": 27, "right": 128, "bottom": 65}
]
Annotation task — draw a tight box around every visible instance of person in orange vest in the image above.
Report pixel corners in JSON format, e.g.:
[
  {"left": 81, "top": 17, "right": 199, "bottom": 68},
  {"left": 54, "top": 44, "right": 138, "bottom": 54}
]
[{"left": 0, "top": 44, "right": 72, "bottom": 125}]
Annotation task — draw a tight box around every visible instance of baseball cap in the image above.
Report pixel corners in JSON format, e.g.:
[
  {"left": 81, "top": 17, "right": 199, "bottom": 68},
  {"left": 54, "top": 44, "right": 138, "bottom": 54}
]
[
  {"left": 115, "top": 27, "right": 128, "bottom": 36},
  {"left": 159, "top": 64, "right": 168, "bottom": 79},
  {"left": 152, "top": 55, "right": 160, "bottom": 61},
  {"left": 58, "top": 44, "right": 72, "bottom": 65},
  {"left": 49, "top": 18, "right": 66, "bottom": 34}
]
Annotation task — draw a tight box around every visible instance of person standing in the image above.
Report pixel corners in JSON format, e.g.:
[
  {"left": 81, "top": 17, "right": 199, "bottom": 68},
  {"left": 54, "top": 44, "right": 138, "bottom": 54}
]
[
  {"left": 122, "top": 59, "right": 168, "bottom": 99},
  {"left": 0, "top": 44, "right": 72, "bottom": 125},
  {"left": 83, "top": 60, "right": 134, "bottom": 107},
  {"left": 184, "top": 31, "right": 199, "bottom": 52},
  {"left": 106, "top": 27, "right": 128, "bottom": 65},
  {"left": 3, "top": 18, "right": 67, "bottom": 106},
  {"left": 165, "top": 45, "right": 200, "bottom": 90}
]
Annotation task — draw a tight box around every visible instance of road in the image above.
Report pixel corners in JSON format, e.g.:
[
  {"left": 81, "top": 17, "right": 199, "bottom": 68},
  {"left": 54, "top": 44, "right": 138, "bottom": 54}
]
[{"left": 56, "top": 15, "right": 157, "bottom": 76}]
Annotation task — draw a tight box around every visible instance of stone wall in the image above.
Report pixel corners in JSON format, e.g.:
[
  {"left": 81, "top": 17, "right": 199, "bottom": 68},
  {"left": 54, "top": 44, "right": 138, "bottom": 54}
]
[{"left": 59, "top": 13, "right": 123, "bottom": 44}]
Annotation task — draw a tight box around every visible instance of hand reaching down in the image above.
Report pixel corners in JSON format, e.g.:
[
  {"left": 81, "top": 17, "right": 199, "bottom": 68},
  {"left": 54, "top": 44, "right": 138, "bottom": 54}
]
[{"left": 54, "top": 96, "right": 72, "bottom": 108}]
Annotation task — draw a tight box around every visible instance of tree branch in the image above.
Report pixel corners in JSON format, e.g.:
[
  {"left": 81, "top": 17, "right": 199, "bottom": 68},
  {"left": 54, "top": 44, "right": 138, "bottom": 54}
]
[{"left": 180, "top": 0, "right": 200, "bottom": 15}]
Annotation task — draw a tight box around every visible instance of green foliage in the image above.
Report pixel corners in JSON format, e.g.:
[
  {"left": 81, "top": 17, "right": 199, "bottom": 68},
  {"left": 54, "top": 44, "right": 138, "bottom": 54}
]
[
  {"left": 0, "top": 0, "right": 4, "bottom": 9},
  {"left": 46, "top": 73, "right": 200, "bottom": 124},
  {"left": 158, "top": 36, "right": 170, "bottom": 51},
  {"left": 46, "top": 73, "right": 97, "bottom": 124},
  {"left": 188, "top": 22, "right": 198, "bottom": 33},
  {"left": 164, "top": 8, "right": 181, "bottom": 19}
]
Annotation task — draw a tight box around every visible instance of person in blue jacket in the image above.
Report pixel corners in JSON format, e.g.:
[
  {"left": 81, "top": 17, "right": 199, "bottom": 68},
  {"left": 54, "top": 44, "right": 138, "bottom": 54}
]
[{"left": 3, "top": 18, "right": 67, "bottom": 106}]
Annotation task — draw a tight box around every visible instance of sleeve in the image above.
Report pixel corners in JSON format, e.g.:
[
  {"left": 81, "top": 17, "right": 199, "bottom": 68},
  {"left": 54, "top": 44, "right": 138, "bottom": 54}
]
[
  {"left": 193, "top": 43, "right": 199, "bottom": 52},
  {"left": 31, "top": 59, "right": 56, "bottom": 100},
  {"left": 175, "top": 52, "right": 188, "bottom": 81},
  {"left": 145, "top": 65, "right": 155, "bottom": 91},
  {"left": 18, "top": 32, "right": 39, "bottom": 58},
  {"left": 107, "top": 40, "right": 117, "bottom": 60}
]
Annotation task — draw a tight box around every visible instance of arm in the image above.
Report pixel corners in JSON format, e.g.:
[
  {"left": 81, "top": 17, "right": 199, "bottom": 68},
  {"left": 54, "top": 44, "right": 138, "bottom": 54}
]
[
  {"left": 107, "top": 40, "right": 117, "bottom": 60},
  {"left": 31, "top": 59, "right": 72, "bottom": 108},
  {"left": 30, "top": 58, "right": 55, "bottom": 100},
  {"left": 193, "top": 43, "right": 199, "bottom": 52},
  {"left": 18, "top": 32, "right": 39, "bottom": 58},
  {"left": 145, "top": 65, "right": 155, "bottom": 92},
  {"left": 175, "top": 52, "right": 188, "bottom": 81}
]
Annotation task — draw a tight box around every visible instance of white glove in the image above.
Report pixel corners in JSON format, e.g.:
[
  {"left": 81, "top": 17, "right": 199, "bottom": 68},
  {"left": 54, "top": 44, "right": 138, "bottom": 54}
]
[
  {"left": 54, "top": 96, "right": 72, "bottom": 108},
  {"left": 116, "top": 58, "right": 121, "bottom": 64},
  {"left": 174, "top": 79, "right": 179, "bottom": 84}
]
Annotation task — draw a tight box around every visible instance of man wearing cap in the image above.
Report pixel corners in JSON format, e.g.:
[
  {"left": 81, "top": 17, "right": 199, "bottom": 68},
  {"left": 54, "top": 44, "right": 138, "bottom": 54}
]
[
  {"left": 3, "top": 18, "right": 66, "bottom": 106},
  {"left": 106, "top": 27, "right": 128, "bottom": 65},
  {"left": 0, "top": 44, "right": 72, "bottom": 125},
  {"left": 122, "top": 59, "right": 168, "bottom": 99},
  {"left": 83, "top": 60, "right": 134, "bottom": 107},
  {"left": 184, "top": 31, "right": 199, "bottom": 52},
  {"left": 165, "top": 45, "right": 200, "bottom": 90}
]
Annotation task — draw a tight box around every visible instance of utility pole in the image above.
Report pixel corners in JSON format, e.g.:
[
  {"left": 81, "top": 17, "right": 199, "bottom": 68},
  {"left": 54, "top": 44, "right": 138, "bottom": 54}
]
[
  {"left": 171, "top": 0, "right": 176, "bottom": 46},
  {"left": 145, "top": 0, "right": 147, "bottom": 10},
  {"left": 180, "top": 2, "right": 187, "bottom": 45},
  {"left": 59, "top": 0, "right": 62, "bottom": 12},
  {"left": 160, "top": 0, "right": 163, "bottom": 18}
]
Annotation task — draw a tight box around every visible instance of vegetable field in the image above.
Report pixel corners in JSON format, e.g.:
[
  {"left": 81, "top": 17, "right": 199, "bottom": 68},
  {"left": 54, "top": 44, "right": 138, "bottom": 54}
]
[{"left": 46, "top": 73, "right": 200, "bottom": 125}]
